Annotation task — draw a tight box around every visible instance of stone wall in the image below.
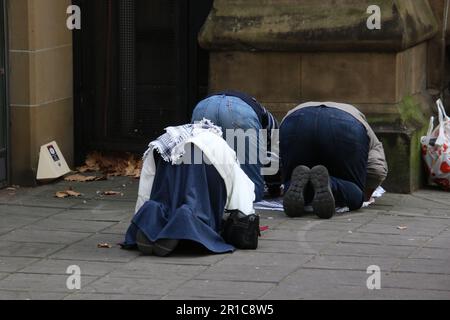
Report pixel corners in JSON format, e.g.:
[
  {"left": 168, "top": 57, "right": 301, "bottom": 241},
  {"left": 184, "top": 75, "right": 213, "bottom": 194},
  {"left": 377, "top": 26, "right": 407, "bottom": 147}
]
[
  {"left": 8, "top": 0, "right": 73, "bottom": 186},
  {"left": 200, "top": 0, "right": 439, "bottom": 193}
]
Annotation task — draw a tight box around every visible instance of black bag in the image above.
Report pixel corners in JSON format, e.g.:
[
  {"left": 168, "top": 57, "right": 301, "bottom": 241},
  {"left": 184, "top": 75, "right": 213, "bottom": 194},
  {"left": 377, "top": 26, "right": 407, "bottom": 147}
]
[{"left": 221, "top": 210, "right": 260, "bottom": 250}]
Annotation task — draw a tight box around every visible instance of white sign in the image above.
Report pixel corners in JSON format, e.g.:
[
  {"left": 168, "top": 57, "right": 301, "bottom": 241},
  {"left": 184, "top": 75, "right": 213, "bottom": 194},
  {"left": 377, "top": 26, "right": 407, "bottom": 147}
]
[{"left": 36, "top": 141, "right": 71, "bottom": 180}]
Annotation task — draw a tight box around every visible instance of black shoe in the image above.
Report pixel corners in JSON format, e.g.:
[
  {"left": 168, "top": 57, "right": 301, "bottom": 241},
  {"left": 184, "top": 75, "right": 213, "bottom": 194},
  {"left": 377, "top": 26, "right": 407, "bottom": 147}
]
[
  {"left": 283, "top": 165, "right": 310, "bottom": 217},
  {"left": 153, "top": 239, "right": 180, "bottom": 257},
  {"left": 136, "top": 230, "right": 154, "bottom": 255},
  {"left": 310, "top": 165, "right": 335, "bottom": 219},
  {"left": 222, "top": 211, "right": 260, "bottom": 250}
]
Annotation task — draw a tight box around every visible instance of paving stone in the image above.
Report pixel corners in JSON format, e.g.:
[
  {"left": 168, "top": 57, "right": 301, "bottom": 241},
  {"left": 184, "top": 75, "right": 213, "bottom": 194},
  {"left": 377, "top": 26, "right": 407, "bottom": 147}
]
[
  {"left": 1, "top": 196, "right": 83, "bottom": 209},
  {"left": 393, "top": 209, "right": 450, "bottom": 219},
  {"left": 356, "top": 223, "right": 444, "bottom": 237},
  {"left": 0, "top": 215, "right": 39, "bottom": 235},
  {"left": 263, "top": 283, "right": 368, "bottom": 300},
  {"left": 262, "top": 229, "right": 346, "bottom": 243},
  {"left": 0, "top": 273, "right": 97, "bottom": 293},
  {"left": 303, "top": 255, "right": 402, "bottom": 272},
  {"left": 320, "top": 243, "right": 417, "bottom": 258},
  {"left": 262, "top": 268, "right": 372, "bottom": 299},
  {"left": 257, "top": 239, "right": 326, "bottom": 255},
  {"left": 195, "top": 263, "right": 297, "bottom": 283},
  {"left": 70, "top": 200, "right": 135, "bottom": 212},
  {"left": 0, "top": 290, "right": 69, "bottom": 300},
  {"left": 0, "top": 257, "right": 39, "bottom": 273},
  {"left": 64, "top": 293, "right": 160, "bottom": 300},
  {"left": 331, "top": 211, "right": 379, "bottom": 223},
  {"left": 410, "top": 247, "right": 450, "bottom": 260},
  {"left": 381, "top": 272, "right": 450, "bottom": 292},
  {"left": 0, "top": 229, "right": 91, "bottom": 244},
  {"left": 257, "top": 218, "right": 286, "bottom": 230},
  {"left": 339, "top": 232, "right": 431, "bottom": 247},
  {"left": 393, "top": 258, "right": 450, "bottom": 275},
  {"left": 0, "top": 205, "right": 64, "bottom": 218},
  {"left": 219, "top": 251, "right": 312, "bottom": 268},
  {"left": 94, "top": 193, "right": 137, "bottom": 203},
  {"left": 168, "top": 280, "right": 274, "bottom": 299},
  {"left": 53, "top": 209, "right": 132, "bottom": 222},
  {"left": 424, "top": 235, "right": 450, "bottom": 249},
  {"left": 20, "top": 259, "right": 123, "bottom": 276},
  {"left": 83, "top": 276, "right": 184, "bottom": 296},
  {"left": 108, "top": 259, "right": 207, "bottom": 280},
  {"left": 99, "top": 221, "right": 130, "bottom": 235},
  {"left": 257, "top": 210, "right": 288, "bottom": 220},
  {"left": 380, "top": 194, "right": 448, "bottom": 210},
  {"left": 22, "top": 218, "right": 115, "bottom": 233},
  {"left": 273, "top": 220, "right": 324, "bottom": 231},
  {"left": 359, "top": 288, "right": 450, "bottom": 300},
  {"left": 49, "top": 234, "right": 137, "bottom": 263},
  {"left": 371, "top": 215, "right": 450, "bottom": 227},
  {"left": 0, "top": 241, "right": 65, "bottom": 258}
]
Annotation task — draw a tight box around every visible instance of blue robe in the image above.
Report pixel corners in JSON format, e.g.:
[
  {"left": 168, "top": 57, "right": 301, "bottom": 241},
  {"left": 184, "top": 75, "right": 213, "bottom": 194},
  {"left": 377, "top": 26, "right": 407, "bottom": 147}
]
[{"left": 123, "top": 152, "right": 234, "bottom": 254}]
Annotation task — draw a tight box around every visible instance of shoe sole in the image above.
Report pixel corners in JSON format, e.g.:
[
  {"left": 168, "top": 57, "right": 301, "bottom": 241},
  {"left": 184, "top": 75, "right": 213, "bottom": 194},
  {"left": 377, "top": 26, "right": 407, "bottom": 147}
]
[
  {"left": 136, "top": 230, "right": 154, "bottom": 255},
  {"left": 283, "top": 166, "right": 310, "bottom": 217},
  {"left": 153, "top": 239, "right": 180, "bottom": 257},
  {"left": 310, "top": 165, "right": 335, "bottom": 219}
]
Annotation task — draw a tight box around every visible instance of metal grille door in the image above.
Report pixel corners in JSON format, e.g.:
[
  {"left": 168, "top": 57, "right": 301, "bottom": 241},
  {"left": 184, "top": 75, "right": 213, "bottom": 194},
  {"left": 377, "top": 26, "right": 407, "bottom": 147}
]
[{"left": 74, "top": 0, "right": 213, "bottom": 158}]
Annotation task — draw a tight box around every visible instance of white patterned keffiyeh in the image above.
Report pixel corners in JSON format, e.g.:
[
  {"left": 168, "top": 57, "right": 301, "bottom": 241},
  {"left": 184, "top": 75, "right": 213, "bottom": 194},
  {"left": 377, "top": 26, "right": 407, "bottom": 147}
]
[{"left": 143, "top": 119, "right": 223, "bottom": 164}]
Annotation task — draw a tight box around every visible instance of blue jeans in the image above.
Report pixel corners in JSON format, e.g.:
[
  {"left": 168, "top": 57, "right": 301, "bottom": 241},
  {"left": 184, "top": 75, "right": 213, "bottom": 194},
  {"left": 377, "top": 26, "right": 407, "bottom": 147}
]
[
  {"left": 280, "top": 106, "right": 369, "bottom": 211},
  {"left": 191, "top": 95, "right": 264, "bottom": 202}
]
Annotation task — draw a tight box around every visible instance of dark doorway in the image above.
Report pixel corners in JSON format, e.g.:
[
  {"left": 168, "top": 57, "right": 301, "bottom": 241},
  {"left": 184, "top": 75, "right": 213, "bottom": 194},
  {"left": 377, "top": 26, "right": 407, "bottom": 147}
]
[
  {"left": 73, "top": 0, "right": 213, "bottom": 163},
  {"left": 0, "top": 0, "right": 8, "bottom": 188}
]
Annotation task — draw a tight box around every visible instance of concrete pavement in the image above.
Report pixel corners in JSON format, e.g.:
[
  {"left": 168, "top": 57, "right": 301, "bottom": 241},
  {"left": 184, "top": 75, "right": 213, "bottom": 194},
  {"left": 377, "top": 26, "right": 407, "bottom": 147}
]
[{"left": 0, "top": 177, "right": 449, "bottom": 300}]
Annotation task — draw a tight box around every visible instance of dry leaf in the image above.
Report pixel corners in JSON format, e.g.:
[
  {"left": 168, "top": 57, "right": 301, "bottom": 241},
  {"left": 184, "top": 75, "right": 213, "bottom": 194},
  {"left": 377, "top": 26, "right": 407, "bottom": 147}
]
[
  {"left": 97, "top": 243, "right": 112, "bottom": 249},
  {"left": 66, "top": 190, "right": 81, "bottom": 197},
  {"left": 102, "top": 191, "right": 121, "bottom": 196},
  {"left": 64, "top": 174, "right": 97, "bottom": 182},
  {"left": 55, "top": 191, "right": 69, "bottom": 198},
  {"left": 76, "top": 165, "right": 91, "bottom": 173},
  {"left": 397, "top": 226, "right": 408, "bottom": 230},
  {"left": 79, "top": 151, "right": 143, "bottom": 178},
  {"left": 94, "top": 175, "right": 108, "bottom": 181},
  {"left": 6, "top": 187, "right": 16, "bottom": 192}
]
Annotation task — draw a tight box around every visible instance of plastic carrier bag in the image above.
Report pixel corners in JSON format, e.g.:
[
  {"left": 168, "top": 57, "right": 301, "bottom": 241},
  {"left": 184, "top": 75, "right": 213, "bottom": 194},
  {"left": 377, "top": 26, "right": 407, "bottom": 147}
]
[{"left": 421, "top": 99, "right": 450, "bottom": 190}]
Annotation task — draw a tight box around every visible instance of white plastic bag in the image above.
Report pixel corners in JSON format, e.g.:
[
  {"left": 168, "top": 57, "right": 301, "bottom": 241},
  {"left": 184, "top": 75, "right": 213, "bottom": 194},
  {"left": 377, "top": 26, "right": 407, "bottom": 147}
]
[{"left": 420, "top": 99, "right": 450, "bottom": 190}]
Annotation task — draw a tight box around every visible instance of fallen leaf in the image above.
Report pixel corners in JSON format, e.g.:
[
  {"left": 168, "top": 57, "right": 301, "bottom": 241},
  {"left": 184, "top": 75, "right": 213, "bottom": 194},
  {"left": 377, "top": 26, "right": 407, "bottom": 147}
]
[
  {"left": 66, "top": 190, "right": 82, "bottom": 197},
  {"left": 6, "top": 187, "right": 16, "bottom": 192},
  {"left": 76, "top": 165, "right": 91, "bottom": 173},
  {"left": 102, "top": 191, "right": 121, "bottom": 196},
  {"left": 260, "top": 226, "right": 269, "bottom": 232},
  {"left": 55, "top": 191, "right": 69, "bottom": 198},
  {"left": 79, "top": 151, "right": 143, "bottom": 178},
  {"left": 397, "top": 226, "right": 408, "bottom": 230},
  {"left": 64, "top": 174, "right": 97, "bottom": 182},
  {"left": 97, "top": 243, "right": 112, "bottom": 249},
  {"left": 94, "top": 175, "right": 108, "bottom": 181}
]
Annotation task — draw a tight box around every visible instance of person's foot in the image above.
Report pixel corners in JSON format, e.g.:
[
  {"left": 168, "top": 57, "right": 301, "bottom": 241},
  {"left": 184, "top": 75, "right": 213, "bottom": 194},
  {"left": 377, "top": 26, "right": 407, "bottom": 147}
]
[
  {"left": 136, "top": 230, "right": 154, "bottom": 255},
  {"left": 153, "top": 239, "right": 180, "bottom": 257},
  {"left": 310, "top": 165, "right": 335, "bottom": 219},
  {"left": 283, "top": 166, "right": 311, "bottom": 217}
]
